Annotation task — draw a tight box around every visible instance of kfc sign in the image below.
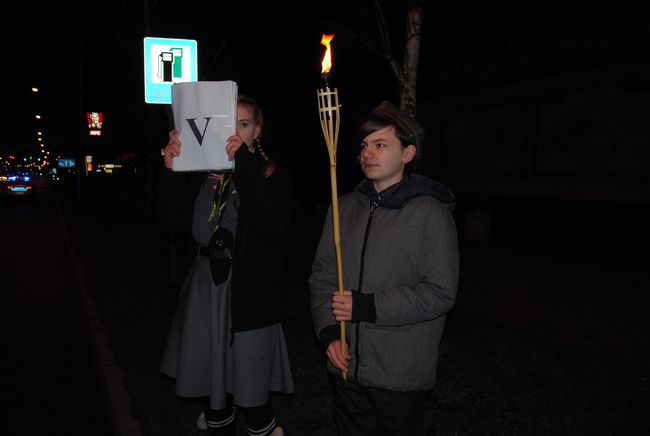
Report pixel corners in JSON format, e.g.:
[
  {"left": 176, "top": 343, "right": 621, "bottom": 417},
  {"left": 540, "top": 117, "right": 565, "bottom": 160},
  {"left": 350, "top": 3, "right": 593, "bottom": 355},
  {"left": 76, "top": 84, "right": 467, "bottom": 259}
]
[{"left": 87, "top": 112, "right": 104, "bottom": 136}]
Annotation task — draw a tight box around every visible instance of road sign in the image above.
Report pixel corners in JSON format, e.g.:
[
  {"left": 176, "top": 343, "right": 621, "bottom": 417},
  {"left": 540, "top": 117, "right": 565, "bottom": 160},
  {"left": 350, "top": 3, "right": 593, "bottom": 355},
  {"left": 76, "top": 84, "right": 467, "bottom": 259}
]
[{"left": 143, "top": 37, "right": 198, "bottom": 104}]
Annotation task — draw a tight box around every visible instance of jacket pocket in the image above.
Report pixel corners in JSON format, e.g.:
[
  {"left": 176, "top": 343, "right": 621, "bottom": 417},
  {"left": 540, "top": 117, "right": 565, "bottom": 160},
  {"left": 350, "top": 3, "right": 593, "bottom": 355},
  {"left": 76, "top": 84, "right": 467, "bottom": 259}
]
[{"left": 358, "top": 321, "right": 440, "bottom": 390}]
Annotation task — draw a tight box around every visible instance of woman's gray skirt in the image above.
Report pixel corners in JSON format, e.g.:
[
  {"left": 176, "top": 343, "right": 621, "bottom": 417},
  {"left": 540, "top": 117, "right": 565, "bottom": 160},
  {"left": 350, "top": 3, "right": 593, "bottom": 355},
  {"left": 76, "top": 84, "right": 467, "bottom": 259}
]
[{"left": 160, "top": 258, "right": 294, "bottom": 410}]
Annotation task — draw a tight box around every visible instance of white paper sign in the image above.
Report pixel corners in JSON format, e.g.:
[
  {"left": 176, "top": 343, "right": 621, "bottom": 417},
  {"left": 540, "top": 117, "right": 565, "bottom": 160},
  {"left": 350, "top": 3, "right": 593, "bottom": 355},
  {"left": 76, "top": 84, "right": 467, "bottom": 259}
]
[{"left": 171, "top": 81, "right": 238, "bottom": 171}]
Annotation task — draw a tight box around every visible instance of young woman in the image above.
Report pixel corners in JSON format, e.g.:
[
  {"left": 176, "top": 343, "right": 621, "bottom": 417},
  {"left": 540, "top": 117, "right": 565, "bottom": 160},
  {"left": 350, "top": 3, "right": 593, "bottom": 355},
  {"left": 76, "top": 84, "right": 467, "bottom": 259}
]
[{"left": 161, "top": 95, "right": 294, "bottom": 436}]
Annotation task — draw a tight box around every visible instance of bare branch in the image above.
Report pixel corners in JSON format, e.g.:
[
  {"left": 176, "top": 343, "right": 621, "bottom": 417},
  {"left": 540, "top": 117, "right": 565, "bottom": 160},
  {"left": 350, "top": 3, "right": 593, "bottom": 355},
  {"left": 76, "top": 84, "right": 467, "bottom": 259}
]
[
  {"left": 202, "top": 33, "right": 231, "bottom": 80},
  {"left": 373, "top": 0, "right": 390, "bottom": 54},
  {"left": 372, "top": 0, "right": 405, "bottom": 86}
]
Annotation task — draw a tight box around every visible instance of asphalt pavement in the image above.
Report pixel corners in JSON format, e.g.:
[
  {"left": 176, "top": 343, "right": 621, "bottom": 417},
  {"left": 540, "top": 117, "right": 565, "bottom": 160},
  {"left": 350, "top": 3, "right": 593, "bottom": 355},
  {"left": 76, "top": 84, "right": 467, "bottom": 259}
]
[
  {"left": 49, "top": 175, "right": 650, "bottom": 435},
  {"left": 1, "top": 178, "right": 114, "bottom": 435}
]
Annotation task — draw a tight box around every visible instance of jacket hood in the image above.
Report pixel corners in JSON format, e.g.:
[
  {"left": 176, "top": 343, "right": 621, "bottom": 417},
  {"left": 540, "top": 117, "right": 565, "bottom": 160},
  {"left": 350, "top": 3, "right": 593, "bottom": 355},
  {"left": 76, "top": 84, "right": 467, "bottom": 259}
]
[{"left": 355, "top": 174, "right": 456, "bottom": 211}]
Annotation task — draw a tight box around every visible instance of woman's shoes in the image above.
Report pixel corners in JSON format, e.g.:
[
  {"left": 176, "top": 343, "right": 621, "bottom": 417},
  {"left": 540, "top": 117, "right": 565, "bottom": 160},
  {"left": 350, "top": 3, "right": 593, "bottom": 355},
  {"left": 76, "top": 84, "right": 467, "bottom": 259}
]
[
  {"left": 196, "top": 411, "right": 283, "bottom": 435},
  {"left": 197, "top": 411, "right": 207, "bottom": 431}
]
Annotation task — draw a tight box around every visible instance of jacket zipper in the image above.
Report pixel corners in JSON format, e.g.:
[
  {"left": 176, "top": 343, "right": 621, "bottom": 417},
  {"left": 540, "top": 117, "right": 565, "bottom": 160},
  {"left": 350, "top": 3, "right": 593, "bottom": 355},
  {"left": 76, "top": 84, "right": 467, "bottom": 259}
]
[{"left": 354, "top": 205, "right": 375, "bottom": 380}]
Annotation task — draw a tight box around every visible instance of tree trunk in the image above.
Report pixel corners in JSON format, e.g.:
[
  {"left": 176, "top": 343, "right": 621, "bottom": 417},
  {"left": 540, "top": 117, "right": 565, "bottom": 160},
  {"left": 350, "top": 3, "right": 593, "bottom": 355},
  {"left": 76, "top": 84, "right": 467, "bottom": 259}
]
[{"left": 399, "top": 6, "right": 422, "bottom": 119}]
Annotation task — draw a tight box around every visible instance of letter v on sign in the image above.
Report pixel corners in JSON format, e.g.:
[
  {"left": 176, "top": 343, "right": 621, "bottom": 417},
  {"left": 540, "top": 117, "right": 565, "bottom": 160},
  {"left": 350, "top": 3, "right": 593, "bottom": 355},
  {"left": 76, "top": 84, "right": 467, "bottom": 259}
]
[{"left": 186, "top": 118, "right": 213, "bottom": 145}]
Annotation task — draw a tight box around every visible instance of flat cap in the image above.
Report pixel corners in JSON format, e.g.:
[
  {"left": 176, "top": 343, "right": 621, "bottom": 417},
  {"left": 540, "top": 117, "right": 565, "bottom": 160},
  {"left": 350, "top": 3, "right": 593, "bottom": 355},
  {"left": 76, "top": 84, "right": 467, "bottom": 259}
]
[{"left": 368, "top": 101, "right": 425, "bottom": 159}]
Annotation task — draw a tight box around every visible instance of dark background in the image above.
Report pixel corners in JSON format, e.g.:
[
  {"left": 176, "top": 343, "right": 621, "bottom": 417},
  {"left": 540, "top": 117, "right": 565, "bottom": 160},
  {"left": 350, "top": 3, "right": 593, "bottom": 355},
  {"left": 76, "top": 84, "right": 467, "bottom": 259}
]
[
  {"left": 5, "top": 2, "right": 649, "bottom": 434},
  {"left": 9, "top": 0, "right": 649, "bottom": 203}
]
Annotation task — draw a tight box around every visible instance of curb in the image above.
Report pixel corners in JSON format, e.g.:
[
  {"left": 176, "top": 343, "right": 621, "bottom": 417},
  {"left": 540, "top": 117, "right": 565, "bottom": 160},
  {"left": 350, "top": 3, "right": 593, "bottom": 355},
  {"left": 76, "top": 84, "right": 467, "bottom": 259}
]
[{"left": 54, "top": 192, "right": 143, "bottom": 436}]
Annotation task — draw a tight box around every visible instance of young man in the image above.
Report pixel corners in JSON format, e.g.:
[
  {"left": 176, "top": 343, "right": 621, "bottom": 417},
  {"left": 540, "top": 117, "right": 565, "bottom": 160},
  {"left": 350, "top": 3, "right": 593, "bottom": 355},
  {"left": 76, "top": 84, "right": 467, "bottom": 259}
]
[{"left": 309, "top": 101, "right": 460, "bottom": 436}]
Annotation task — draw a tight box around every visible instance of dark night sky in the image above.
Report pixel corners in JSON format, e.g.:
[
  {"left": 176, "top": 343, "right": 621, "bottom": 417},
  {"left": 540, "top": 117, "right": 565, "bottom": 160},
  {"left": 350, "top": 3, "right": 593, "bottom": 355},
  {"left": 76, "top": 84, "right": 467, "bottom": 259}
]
[{"left": 7, "top": 0, "right": 648, "bottom": 190}]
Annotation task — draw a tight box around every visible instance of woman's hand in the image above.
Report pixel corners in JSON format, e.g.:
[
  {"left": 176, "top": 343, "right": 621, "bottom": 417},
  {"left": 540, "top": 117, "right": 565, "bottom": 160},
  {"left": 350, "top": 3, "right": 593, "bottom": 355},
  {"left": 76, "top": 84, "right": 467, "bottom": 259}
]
[
  {"left": 226, "top": 134, "right": 248, "bottom": 161},
  {"left": 162, "top": 129, "right": 181, "bottom": 169}
]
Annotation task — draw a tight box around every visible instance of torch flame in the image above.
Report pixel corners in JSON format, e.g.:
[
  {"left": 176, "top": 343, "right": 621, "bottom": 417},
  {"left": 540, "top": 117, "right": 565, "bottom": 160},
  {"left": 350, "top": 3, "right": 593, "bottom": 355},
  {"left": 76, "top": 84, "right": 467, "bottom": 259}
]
[{"left": 321, "top": 34, "right": 334, "bottom": 74}]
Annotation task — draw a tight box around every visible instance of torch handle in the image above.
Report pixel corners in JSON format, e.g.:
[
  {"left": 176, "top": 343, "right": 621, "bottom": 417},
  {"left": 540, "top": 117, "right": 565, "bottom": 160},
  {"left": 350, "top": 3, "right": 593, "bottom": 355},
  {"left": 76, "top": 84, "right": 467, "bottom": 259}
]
[
  {"left": 329, "top": 163, "right": 348, "bottom": 381},
  {"left": 318, "top": 86, "right": 345, "bottom": 380}
]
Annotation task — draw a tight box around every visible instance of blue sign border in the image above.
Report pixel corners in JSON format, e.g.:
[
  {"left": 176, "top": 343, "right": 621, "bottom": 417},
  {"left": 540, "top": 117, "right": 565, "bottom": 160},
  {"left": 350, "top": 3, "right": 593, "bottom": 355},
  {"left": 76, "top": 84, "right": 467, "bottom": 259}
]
[{"left": 144, "top": 37, "right": 198, "bottom": 104}]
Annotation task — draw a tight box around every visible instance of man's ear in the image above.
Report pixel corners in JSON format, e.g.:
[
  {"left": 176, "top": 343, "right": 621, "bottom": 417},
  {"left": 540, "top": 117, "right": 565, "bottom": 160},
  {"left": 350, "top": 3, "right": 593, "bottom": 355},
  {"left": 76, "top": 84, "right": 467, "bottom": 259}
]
[{"left": 402, "top": 144, "right": 417, "bottom": 163}]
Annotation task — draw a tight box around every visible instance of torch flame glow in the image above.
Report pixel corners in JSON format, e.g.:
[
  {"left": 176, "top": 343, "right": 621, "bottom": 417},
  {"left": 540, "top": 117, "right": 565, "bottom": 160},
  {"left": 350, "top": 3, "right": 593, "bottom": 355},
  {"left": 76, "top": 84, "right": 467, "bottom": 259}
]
[{"left": 321, "top": 34, "right": 334, "bottom": 74}]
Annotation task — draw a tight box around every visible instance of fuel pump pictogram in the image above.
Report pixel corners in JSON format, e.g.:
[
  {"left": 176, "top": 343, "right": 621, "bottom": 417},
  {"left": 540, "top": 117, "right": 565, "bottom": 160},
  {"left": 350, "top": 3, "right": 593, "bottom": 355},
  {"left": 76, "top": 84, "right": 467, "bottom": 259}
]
[
  {"left": 157, "top": 47, "right": 184, "bottom": 82},
  {"left": 171, "top": 47, "right": 183, "bottom": 78},
  {"left": 158, "top": 52, "right": 173, "bottom": 82}
]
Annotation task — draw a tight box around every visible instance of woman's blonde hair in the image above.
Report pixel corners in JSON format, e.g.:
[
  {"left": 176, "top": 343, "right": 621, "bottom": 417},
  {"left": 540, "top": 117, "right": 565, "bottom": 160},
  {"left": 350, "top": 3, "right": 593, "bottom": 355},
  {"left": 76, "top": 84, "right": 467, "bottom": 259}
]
[{"left": 237, "top": 95, "right": 276, "bottom": 177}]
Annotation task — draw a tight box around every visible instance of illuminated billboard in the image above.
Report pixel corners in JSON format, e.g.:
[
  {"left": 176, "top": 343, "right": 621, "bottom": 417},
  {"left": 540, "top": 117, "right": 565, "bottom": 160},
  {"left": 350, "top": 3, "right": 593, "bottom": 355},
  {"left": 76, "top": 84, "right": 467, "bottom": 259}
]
[
  {"left": 58, "top": 159, "right": 76, "bottom": 168},
  {"left": 87, "top": 112, "right": 104, "bottom": 136}
]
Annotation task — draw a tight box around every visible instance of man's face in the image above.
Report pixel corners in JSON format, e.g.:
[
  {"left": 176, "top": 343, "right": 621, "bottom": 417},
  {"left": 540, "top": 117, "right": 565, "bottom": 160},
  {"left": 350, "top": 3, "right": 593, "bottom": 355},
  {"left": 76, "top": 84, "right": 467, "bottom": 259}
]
[{"left": 359, "top": 125, "right": 415, "bottom": 192}]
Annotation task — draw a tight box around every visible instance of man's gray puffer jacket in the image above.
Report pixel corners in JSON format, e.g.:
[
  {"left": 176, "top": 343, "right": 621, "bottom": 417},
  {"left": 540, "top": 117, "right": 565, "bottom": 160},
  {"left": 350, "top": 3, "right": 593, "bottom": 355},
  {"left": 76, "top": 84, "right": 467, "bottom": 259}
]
[{"left": 310, "top": 174, "right": 460, "bottom": 391}]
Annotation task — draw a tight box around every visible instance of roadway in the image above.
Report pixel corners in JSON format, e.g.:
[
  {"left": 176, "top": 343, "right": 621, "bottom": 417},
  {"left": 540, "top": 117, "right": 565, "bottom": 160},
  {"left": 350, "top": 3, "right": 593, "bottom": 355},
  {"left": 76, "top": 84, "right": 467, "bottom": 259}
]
[{"left": 1, "top": 178, "right": 114, "bottom": 435}]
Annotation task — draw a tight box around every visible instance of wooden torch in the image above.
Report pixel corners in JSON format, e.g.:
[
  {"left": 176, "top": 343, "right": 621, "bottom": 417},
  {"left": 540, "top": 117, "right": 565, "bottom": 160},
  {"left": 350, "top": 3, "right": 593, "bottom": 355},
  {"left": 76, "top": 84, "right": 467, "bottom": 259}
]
[{"left": 317, "top": 34, "right": 347, "bottom": 381}]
